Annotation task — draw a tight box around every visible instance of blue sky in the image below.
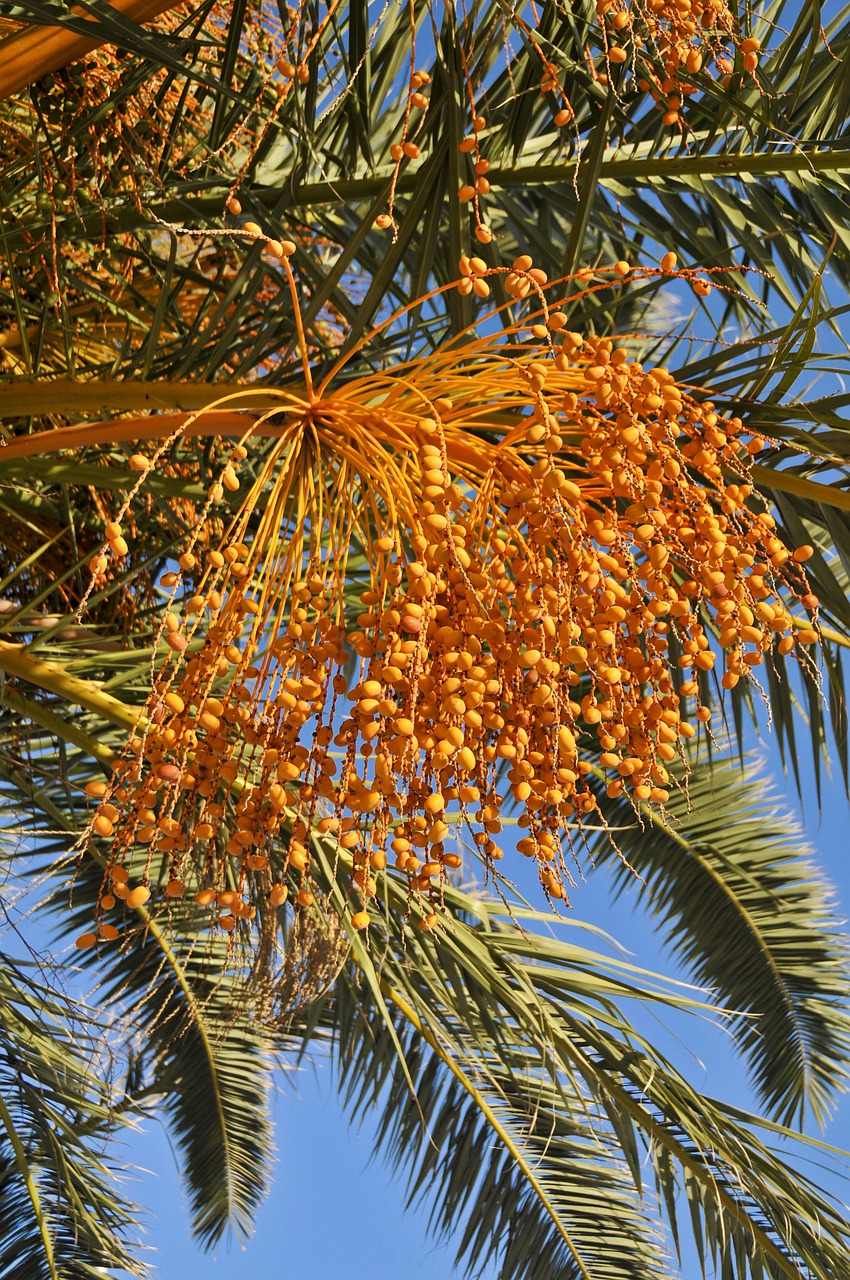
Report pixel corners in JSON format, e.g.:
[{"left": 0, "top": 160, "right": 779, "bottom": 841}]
[{"left": 119, "top": 713, "right": 850, "bottom": 1280}]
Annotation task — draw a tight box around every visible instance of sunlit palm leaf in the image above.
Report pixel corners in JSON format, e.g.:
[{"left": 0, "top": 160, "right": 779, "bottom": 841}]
[{"left": 334, "top": 967, "right": 675, "bottom": 1280}]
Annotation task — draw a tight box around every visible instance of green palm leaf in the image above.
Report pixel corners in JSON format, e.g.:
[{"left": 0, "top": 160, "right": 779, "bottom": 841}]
[
  {"left": 90, "top": 923, "right": 275, "bottom": 1248},
  {"left": 321, "top": 884, "right": 849, "bottom": 1279},
  {"left": 6, "top": 0, "right": 850, "bottom": 371},
  {"left": 58, "top": 884, "right": 276, "bottom": 1250}
]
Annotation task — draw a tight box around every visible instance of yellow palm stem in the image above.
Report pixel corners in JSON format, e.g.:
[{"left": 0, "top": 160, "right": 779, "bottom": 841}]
[{"left": 0, "top": 641, "right": 142, "bottom": 733}]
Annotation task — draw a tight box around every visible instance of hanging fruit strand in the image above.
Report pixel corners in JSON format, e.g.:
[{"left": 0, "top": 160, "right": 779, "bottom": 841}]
[{"left": 74, "top": 263, "right": 817, "bottom": 949}]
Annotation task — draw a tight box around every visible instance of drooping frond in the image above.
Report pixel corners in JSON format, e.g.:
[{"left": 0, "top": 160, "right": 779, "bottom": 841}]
[
  {"left": 316, "top": 854, "right": 850, "bottom": 1280},
  {"left": 334, "top": 971, "right": 675, "bottom": 1280},
  {"left": 590, "top": 747, "right": 850, "bottom": 1128},
  {"left": 56, "top": 876, "right": 277, "bottom": 1248}
]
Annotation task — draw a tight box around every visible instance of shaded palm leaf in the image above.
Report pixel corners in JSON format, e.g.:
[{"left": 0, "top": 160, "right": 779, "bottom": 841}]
[{"left": 0, "top": 955, "right": 143, "bottom": 1279}]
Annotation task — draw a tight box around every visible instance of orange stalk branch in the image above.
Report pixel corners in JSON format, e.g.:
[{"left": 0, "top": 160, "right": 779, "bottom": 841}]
[
  {"left": 0, "top": 412, "right": 271, "bottom": 461},
  {"left": 0, "top": 0, "right": 175, "bottom": 100},
  {"left": 0, "top": 404, "right": 542, "bottom": 493}
]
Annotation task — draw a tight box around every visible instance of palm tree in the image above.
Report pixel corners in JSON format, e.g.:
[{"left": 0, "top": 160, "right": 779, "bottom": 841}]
[{"left": 1, "top": 0, "right": 850, "bottom": 1276}]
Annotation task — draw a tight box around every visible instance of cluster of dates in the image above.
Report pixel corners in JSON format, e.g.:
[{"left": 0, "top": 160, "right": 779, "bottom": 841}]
[{"left": 76, "top": 320, "right": 814, "bottom": 948}]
